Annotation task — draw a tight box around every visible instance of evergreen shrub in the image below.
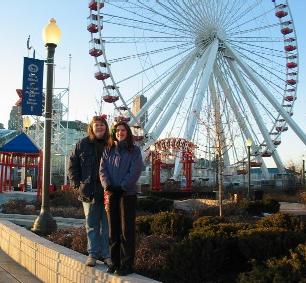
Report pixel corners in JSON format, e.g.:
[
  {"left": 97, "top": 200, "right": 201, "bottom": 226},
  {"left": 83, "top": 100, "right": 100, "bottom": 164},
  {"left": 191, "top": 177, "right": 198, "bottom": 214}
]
[
  {"left": 150, "top": 211, "right": 193, "bottom": 239},
  {"left": 257, "top": 212, "right": 306, "bottom": 233}
]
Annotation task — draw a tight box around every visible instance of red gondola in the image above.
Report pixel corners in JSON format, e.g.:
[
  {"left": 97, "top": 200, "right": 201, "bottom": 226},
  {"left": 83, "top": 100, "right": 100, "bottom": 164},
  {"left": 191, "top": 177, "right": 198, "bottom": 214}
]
[
  {"left": 103, "top": 95, "right": 119, "bottom": 103},
  {"left": 89, "top": 48, "right": 102, "bottom": 57},
  {"left": 284, "top": 45, "right": 296, "bottom": 52},
  {"left": 261, "top": 152, "right": 272, "bottom": 157},
  {"left": 95, "top": 72, "right": 110, "bottom": 80},
  {"left": 287, "top": 79, "right": 296, "bottom": 85},
  {"left": 87, "top": 23, "right": 98, "bottom": 33},
  {"left": 281, "top": 27, "right": 293, "bottom": 35},
  {"left": 276, "top": 126, "right": 288, "bottom": 132},
  {"left": 88, "top": 0, "right": 104, "bottom": 11},
  {"left": 284, "top": 95, "right": 296, "bottom": 102},
  {"left": 287, "top": 62, "right": 297, "bottom": 68}
]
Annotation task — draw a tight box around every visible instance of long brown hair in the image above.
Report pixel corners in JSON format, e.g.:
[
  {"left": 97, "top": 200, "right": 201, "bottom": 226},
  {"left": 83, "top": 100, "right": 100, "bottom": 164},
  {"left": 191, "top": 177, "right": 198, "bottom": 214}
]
[
  {"left": 111, "top": 121, "right": 134, "bottom": 151},
  {"left": 87, "top": 116, "right": 111, "bottom": 146}
]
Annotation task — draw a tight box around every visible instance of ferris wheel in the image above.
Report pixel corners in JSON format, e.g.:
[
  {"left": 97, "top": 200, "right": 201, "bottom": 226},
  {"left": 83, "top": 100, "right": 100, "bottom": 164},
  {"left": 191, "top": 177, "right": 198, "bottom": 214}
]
[{"left": 87, "top": 0, "right": 306, "bottom": 177}]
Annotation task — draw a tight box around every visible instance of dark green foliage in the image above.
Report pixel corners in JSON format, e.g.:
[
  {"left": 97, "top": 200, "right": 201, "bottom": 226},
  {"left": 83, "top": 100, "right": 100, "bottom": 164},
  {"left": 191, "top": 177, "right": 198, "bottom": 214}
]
[
  {"left": 50, "top": 206, "right": 84, "bottom": 219},
  {"left": 238, "top": 243, "right": 306, "bottom": 283},
  {"left": 192, "top": 216, "right": 226, "bottom": 228},
  {"left": 137, "top": 196, "right": 173, "bottom": 213},
  {"left": 190, "top": 222, "right": 253, "bottom": 239},
  {"left": 256, "top": 212, "right": 306, "bottom": 233},
  {"left": 136, "top": 215, "right": 154, "bottom": 235},
  {"left": 162, "top": 236, "right": 243, "bottom": 283},
  {"left": 47, "top": 226, "right": 87, "bottom": 255},
  {"left": 0, "top": 199, "right": 37, "bottom": 214},
  {"left": 237, "top": 227, "right": 306, "bottom": 262},
  {"left": 262, "top": 199, "right": 281, "bottom": 213},
  {"left": 135, "top": 234, "right": 176, "bottom": 280},
  {"left": 239, "top": 199, "right": 280, "bottom": 215},
  {"left": 49, "top": 190, "right": 81, "bottom": 208},
  {"left": 150, "top": 211, "right": 193, "bottom": 239}
]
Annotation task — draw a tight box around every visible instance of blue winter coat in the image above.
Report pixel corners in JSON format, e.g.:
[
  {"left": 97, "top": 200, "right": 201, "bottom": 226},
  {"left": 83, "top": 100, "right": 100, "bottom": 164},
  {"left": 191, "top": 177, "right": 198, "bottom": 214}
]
[{"left": 99, "top": 142, "right": 143, "bottom": 196}]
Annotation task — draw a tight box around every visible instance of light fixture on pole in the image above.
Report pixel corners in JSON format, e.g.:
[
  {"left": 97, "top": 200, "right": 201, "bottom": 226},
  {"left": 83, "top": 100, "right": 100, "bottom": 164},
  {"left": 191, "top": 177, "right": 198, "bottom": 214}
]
[
  {"left": 23, "top": 116, "right": 31, "bottom": 134},
  {"left": 32, "top": 18, "right": 61, "bottom": 235},
  {"left": 245, "top": 138, "right": 253, "bottom": 200}
]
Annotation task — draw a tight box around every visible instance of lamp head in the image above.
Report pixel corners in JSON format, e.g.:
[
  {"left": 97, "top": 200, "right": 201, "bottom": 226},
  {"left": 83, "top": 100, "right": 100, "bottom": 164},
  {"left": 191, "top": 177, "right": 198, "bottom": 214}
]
[
  {"left": 23, "top": 116, "right": 31, "bottom": 129},
  {"left": 42, "top": 18, "right": 61, "bottom": 46},
  {"left": 245, "top": 138, "right": 253, "bottom": 147}
]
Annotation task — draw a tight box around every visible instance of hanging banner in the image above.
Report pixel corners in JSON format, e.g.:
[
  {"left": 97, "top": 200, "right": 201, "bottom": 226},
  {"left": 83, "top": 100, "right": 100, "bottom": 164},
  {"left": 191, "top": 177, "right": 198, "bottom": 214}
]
[{"left": 22, "top": 57, "right": 44, "bottom": 116}]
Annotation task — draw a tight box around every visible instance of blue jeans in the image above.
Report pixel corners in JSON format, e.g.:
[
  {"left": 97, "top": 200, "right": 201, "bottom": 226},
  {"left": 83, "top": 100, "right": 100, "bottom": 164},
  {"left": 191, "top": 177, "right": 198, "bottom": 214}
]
[{"left": 83, "top": 199, "right": 110, "bottom": 259}]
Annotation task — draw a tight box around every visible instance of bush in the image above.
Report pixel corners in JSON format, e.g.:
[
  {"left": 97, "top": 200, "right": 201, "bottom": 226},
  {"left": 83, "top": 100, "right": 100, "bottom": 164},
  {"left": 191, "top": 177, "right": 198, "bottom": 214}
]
[
  {"left": 49, "top": 190, "right": 81, "bottom": 208},
  {"left": 237, "top": 227, "right": 306, "bottom": 262},
  {"left": 238, "top": 243, "right": 306, "bottom": 283},
  {"left": 47, "top": 228, "right": 75, "bottom": 248},
  {"left": 257, "top": 212, "right": 306, "bottom": 233},
  {"left": 150, "top": 211, "right": 193, "bottom": 239},
  {"left": 299, "top": 192, "right": 306, "bottom": 204},
  {"left": 47, "top": 226, "right": 87, "bottom": 255},
  {"left": 192, "top": 216, "right": 225, "bottom": 228},
  {"left": 135, "top": 234, "right": 176, "bottom": 280},
  {"left": 190, "top": 223, "right": 252, "bottom": 239},
  {"left": 136, "top": 215, "right": 154, "bottom": 235},
  {"left": 137, "top": 196, "right": 173, "bottom": 213},
  {"left": 50, "top": 207, "right": 84, "bottom": 219},
  {"left": 162, "top": 236, "right": 243, "bottom": 283},
  {"left": 71, "top": 227, "right": 87, "bottom": 254},
  {"left": 0, "top": 199, "right": 36, "bottom": 214},
  {"left": 239, "top": 199, "right": 280, "bottom": 215}
]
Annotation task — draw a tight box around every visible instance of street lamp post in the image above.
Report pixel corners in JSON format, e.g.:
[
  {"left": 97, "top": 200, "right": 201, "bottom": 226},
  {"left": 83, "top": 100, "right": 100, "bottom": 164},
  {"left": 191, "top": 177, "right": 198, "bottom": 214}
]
[
  {"left": 32, "top": 18, "right": 61, "bottom": 235},
  {"left": 246, "top": 138, "right": 253, "bottom": 201}
]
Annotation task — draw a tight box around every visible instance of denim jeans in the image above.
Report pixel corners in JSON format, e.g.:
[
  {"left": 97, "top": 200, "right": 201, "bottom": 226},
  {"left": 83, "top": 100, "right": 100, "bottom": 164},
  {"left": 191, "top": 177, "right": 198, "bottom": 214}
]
[{"left": 82, "top": 199, "right": 110, "bottom": 259}]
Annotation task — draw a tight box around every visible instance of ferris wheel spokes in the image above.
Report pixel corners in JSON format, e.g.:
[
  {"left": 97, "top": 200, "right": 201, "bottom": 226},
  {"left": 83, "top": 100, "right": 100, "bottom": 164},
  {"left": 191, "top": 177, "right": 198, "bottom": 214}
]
[
  {"left": 227, "top": 43, "right": 306, "bottom": 145},
  {"left": 227, "top": 57, "right": 285, "bottom": 173},
  {"left": 183, "top": 39, "right": 219, "bottom": 141},
  {"left": 130, "top": 50, "right": 196, "bottom": 127},
  {"left": 214, "top": 65, "right": 269, "bottom": 178}
]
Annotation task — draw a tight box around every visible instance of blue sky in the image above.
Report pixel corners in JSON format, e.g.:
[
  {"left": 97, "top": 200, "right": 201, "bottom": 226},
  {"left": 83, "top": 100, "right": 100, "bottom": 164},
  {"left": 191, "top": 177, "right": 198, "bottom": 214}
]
[{"left": 0, "top": 0, "right": 305, "bottom": 166}]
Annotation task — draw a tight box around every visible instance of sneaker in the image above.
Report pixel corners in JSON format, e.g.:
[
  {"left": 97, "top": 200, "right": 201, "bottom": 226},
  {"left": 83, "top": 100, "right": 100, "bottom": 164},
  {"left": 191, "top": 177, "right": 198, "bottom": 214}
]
[
  {"left": 85, "top": 256, "right": 96, "bottom": 267},
  {"left": 114, "top": 266, "right": 134, "bottom": 276},
  {"left": 103, "top": 257, "right": 112, "bottom": 266},
  {"left": 106, "top": 264, "right": 117, "bottom": 274}
]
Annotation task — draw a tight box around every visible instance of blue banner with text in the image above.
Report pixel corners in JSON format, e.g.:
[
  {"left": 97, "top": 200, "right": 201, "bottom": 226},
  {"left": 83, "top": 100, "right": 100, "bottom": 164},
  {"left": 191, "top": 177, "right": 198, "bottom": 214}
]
[{"left": 22, "top": 57, "right": 44, "bottom": 116}]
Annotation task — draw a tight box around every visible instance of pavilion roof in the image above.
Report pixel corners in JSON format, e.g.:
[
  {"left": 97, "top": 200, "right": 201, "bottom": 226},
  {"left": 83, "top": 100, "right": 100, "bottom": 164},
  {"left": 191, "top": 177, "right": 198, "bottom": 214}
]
[{"left": 0, "top": 132, "right": 40, "bottom": 153}]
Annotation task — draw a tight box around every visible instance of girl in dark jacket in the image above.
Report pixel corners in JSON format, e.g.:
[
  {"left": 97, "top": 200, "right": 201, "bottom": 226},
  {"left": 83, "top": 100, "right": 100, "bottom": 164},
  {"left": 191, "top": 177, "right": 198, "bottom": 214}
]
[
  {"left": 99, "top": 121, "right": 143, "bottom": 276},
  {"left": 68, "top": 115, "right": 111, "bottom": 267}
]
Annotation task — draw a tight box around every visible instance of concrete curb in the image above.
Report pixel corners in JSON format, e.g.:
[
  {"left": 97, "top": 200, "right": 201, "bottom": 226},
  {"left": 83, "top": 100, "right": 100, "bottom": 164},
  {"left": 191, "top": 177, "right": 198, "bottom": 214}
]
[
  {"left": 0, "top": 220, "right": 160, "bottom": 283},
  {"left": 0, "top": 213, "right": 84, "bottom": 229}
]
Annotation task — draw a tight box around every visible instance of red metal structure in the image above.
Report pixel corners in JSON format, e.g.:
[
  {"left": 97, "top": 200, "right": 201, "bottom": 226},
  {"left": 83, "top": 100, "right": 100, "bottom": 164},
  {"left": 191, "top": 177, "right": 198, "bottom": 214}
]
[
  {"left": 0, "top": 133, "right": 42, "bottom": 197},
  {"left": 151, "top": 150, "right": 161, "bottom": 191},
  {"left": 149, "top": 138, "right": 195, "bottom": 191}
]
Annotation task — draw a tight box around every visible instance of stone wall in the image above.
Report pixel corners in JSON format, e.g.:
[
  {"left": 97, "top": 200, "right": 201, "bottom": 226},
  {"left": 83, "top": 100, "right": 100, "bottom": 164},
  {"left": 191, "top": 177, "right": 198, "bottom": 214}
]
[{"left": 0, "top": 220, "right": 160, "bottom": 283}]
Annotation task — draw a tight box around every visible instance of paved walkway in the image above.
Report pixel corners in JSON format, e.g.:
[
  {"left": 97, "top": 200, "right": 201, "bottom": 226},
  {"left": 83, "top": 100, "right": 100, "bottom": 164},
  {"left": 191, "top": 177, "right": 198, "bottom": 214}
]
[{"left": 0, "top": 249, "right": 42, "bottom": 283}]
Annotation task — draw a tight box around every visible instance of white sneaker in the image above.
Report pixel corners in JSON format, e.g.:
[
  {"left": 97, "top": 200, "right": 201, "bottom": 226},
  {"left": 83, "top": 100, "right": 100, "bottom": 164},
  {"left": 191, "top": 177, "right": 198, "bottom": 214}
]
[
  {"left": 103, "top": 257, "right": 112, "bottom": 266},
  {"left": 85, "top": 257, "right": 96, "bottom": 267}
]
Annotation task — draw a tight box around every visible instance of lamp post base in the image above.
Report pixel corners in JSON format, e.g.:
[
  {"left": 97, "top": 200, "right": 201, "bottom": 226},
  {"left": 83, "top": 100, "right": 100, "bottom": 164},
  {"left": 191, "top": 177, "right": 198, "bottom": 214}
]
[{"left": 31, "top": 210, "right": 57, "bottom": 235}]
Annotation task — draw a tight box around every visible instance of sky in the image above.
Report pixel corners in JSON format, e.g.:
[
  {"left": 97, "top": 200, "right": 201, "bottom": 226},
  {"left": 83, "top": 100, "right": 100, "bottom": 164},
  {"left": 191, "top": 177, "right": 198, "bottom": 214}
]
[{"left": 0, "top": 0, "right": 305, "bottom": 167}]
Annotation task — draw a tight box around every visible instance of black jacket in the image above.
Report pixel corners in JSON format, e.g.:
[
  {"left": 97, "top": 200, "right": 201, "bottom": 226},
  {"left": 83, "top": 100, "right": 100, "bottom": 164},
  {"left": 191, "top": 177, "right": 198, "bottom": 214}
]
[{"left": 68, "top": 136, "right": 105, "bottom": 202}]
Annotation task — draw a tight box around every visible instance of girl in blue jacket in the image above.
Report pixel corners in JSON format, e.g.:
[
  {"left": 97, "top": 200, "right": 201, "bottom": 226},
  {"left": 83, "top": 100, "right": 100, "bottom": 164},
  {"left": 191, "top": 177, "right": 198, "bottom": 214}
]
[{"left": 99, "top": 121, "right": 143, "bottom": 276}]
